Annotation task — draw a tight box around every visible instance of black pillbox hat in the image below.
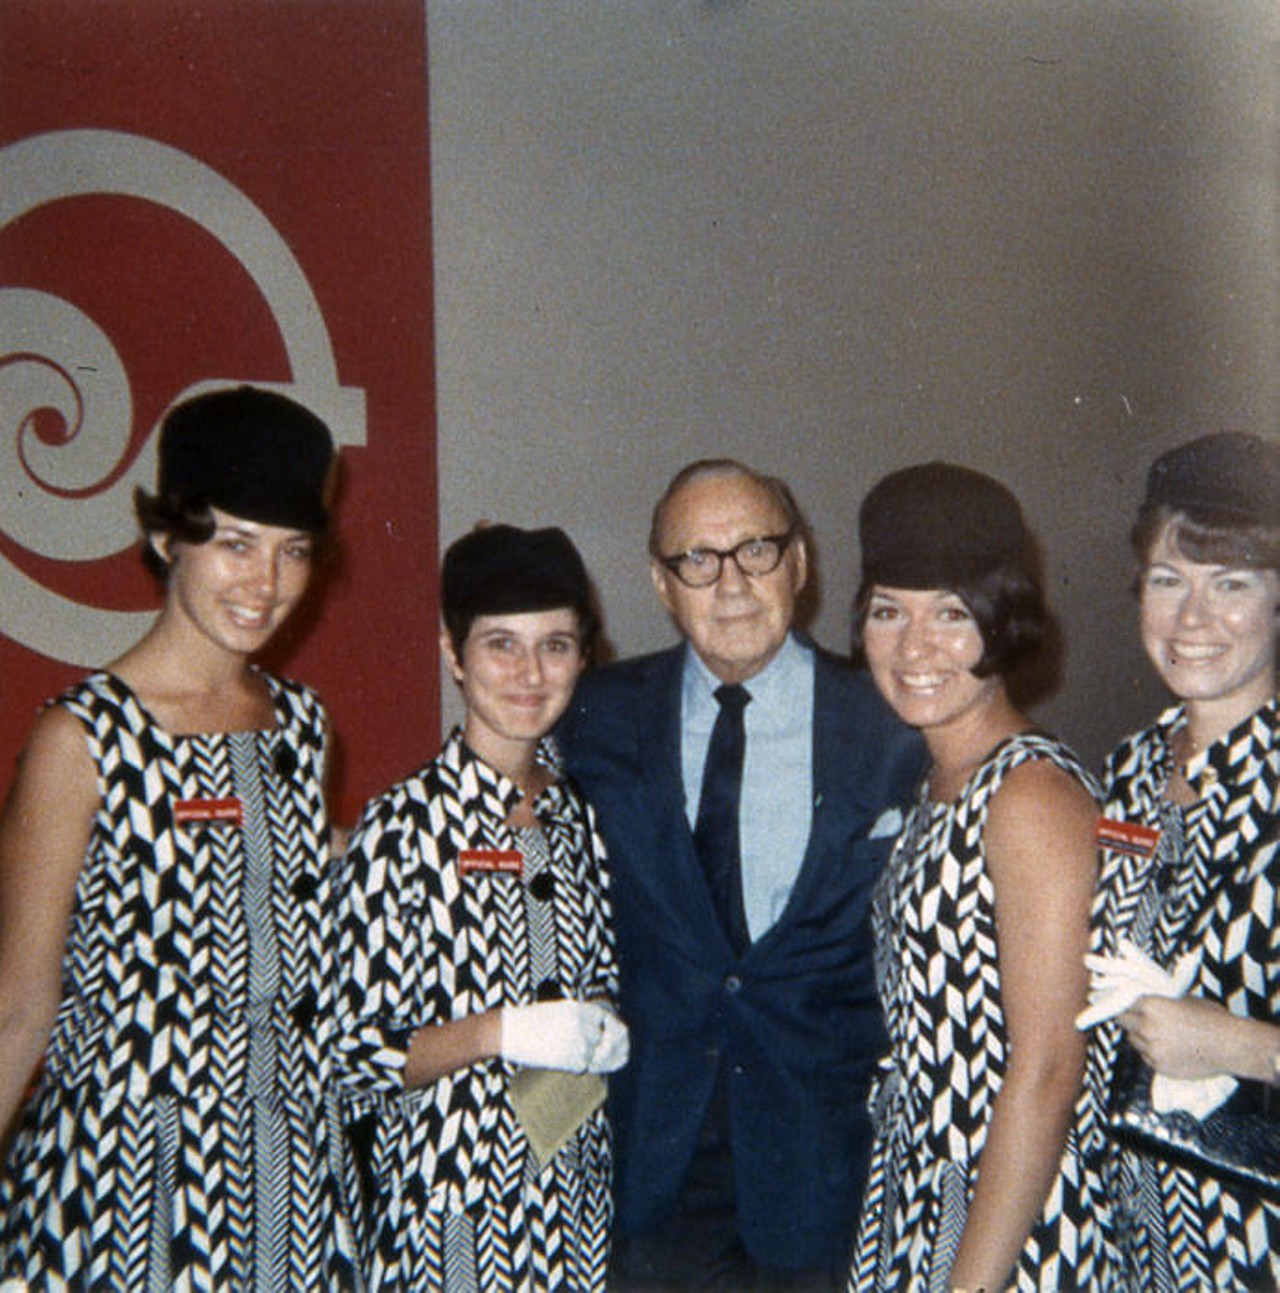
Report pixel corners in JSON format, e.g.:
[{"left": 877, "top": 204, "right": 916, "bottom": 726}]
[
  {"left": 1143, "top": 431, "right": 1280, "bottom": 527},
  {"left": 442, "top": 524, "right": 591, "bottom": 619},
  {"left": 158, "top": 385, "right": 334, "bottom": 532},
  {"left": 860, "top": 461, "right": 1029, "bottom": 589}
]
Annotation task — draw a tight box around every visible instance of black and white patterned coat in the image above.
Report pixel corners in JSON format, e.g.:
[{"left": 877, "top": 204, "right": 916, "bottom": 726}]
[
  {"left": 1087, "top": 698, "right": 1280, "bottom": 1291},
  {"left": 336, "top": 729, "right": 617, "bottom": 1290}
]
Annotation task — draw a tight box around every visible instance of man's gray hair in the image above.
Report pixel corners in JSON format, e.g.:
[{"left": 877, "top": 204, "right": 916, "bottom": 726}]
[{"left": 648, "top": 458, "right": 806, "bottom": 558}]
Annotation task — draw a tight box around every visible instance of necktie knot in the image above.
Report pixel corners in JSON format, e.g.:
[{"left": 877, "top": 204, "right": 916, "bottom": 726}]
[{"left": 714, "top": 683, "right": 750, "bottom": 715}]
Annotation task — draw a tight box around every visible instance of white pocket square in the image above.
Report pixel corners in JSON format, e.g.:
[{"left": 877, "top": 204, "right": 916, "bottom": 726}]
[{"left": 869, "top": 808, "right": 904, "bottom": 840}]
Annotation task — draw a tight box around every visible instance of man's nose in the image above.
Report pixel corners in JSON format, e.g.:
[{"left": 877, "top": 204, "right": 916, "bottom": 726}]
[{"left": 716, "top": 552, "right": 751, "bottom": 591}]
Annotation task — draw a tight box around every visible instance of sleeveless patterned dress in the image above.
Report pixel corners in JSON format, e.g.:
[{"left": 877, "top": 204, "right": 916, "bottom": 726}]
[
  {"left": 849, "top": 733, "right": 1110, "bottom": 1292},
  {"left": 0, "top": 672, "right": 360, "bottom": 1290},
  {"left": 337, "top": 729, "right": 616, "bottom": 1292},
  {"left": 1086, "top": 699, "right": 1280, "bottom": 1291}
]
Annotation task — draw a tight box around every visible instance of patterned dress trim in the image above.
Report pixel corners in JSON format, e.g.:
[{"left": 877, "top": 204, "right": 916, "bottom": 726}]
[
  {"left": 336, "top": 728, "right": 616, "bottom": 1291},
  {"left": 849, "top": 731, "right": 1109, "bottom": 1292},
  {"left": 1087, "top": 697, "right": 1280, "bottom": 1292}
]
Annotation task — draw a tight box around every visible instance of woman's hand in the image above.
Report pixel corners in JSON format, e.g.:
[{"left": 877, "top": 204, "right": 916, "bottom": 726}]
[
  {"left": 1120, "top": 996, "right": 1280, "bottom": 1083},
  {"left": 501, "top": 1000, "right": 629, "bottom": 1074}
]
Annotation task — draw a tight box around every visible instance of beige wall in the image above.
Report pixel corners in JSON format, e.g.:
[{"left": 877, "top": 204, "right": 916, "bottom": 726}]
[{"left": 427, "top": 1, "right": 1276, "bottom": 768}]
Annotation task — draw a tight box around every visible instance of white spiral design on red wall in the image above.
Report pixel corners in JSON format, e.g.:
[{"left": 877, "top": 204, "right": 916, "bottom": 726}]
[{"left": 0, "top": 129, "right": 365, "bottom": 665}]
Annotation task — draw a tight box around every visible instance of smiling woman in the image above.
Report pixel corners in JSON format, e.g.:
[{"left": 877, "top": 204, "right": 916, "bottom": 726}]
[
  {"left": 847, "top": 462, "right": 1109, "bottom": 1293},
  {"left": 443, "top": 609, "right": 586, "bottom": 767},
  {"left": 335, "top": 523, "right": 625, "bottom": 1292},
  {"left": 1086, "top": 432, "right": 1280, "bottom": 1291},
  {"left": 0, "top": 386, "right": 360, "bottom": 1287},
  {"left": 1138, "top": 534, "right": 1277, "bottom": 725}
]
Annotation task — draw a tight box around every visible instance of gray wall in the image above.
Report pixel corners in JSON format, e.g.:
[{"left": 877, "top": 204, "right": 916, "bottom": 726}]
[{"left": 427, "top": 1, "right": 1276, "bottom": 768}]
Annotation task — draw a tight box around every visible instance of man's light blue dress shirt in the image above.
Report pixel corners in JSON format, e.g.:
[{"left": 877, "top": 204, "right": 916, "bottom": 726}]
[{"left": 680, "top": 633, "right": 815, "bottom": 942}]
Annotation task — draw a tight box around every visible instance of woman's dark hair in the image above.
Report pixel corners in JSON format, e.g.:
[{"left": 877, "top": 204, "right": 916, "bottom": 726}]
[
  {"left": 443, "top": 594, "right": 601, "bottom": 664},
  {"left": 1132, "top": 432, "right": 1279, "bottom": 572},
  {"left": 1130, "top": 503, "right": 1280, "bottom": 573},
  {"left": 134, "top": 488, "right": 333, "bottom": 580},
  {"left": 441, "top": 524, "right": 601, "bottom": 662},
  {"left": 852, "top": 556, "right": 1047, "bottom": 680},
  {"left": 134, "top": 489, "right": 217, "bottom": 578}
]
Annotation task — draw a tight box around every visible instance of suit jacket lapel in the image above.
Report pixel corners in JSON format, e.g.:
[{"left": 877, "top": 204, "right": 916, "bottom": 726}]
[{"left": 767, "top": 650, "right": 895, "bottom": 940}]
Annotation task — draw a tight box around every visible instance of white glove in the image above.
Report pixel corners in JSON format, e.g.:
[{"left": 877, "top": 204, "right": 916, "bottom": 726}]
[
  {"left": 591, "top": 1009, "right": 631, "bottom": 1074},
  {"left": 501, "top": 1000, "right": 630, "bottom": 1074},
  {"left": 1075, "top": 939, "right": 1195, "bottom": 1030},
  {"left": 1076, "top": 940, "right": 1236, "bottom": 1118}
]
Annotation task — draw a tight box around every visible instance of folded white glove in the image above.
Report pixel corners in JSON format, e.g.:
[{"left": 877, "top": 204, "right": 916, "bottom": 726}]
[
  {"left": 591, "top": 1009, "right": 631, "bottom": 1074},
  {"left": 1076, "top": 939, "right": 1236, "bottom": 1118},
  {"left": 1075, "top": 939, "right": 1195, "bottom": 1030},
  {"left": 501, "top": 1000, "right": 630, "bottom": 1074}
]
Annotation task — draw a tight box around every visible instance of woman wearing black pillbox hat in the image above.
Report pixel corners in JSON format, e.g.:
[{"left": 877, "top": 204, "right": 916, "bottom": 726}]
[
  {"left": 0, "top": 386, "right": 361, "bottom": 1286},
  {"left": 1081, "top": 432, "right": 1280, "bottom": 1290},
  {"left": 335, "top": 523, "right": 625, "bottom": 1291},
  {"left": 847, "top": 463, "right": 1111, "bottom": 1291}
]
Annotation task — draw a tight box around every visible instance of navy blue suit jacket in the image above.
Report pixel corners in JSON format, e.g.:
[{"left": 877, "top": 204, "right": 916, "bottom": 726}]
[{"left": 558, "top": 640, "right": 925, "bottom": 1269}]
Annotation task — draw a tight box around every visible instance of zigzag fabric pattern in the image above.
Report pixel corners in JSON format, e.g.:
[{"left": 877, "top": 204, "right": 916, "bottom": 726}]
[
  {"left": 0, "top": 671, "right": 360, "bottom": 1289},
  {"left": 336, "top": 729, "right": 616, "bottom": 1291},
  {"left": 1086, "top": 699, "right": 1280, "bottom": 1291},
  {"left": 849, "top": 733, "right": 1109, "bottom": 1292}
]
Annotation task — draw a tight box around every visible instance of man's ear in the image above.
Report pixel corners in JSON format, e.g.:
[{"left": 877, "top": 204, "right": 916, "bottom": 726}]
[
  {"left": 790, "top": 535, "right": 810, "bottom": 594},
  {"left": 650, "top": 559, "right": 677, "bottom": 615}
]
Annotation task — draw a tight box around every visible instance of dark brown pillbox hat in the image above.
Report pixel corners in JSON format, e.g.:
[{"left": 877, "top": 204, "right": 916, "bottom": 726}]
[{"left": 860, "top": 461, "right": 1029, "bottom": 589}]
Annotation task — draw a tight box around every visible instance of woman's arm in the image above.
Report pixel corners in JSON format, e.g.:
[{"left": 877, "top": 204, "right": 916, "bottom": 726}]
[
  {"left": 334, "top": 792, "right": 620, "bottom": 1096},
  {"left": 402, "top": 1010, "right": 503, "bottom": 1087},
  {"left": 947, "top": 759, "right": 1098, "bottom": 1293},
  {"left": 0, "top": 706, "right": 97, "bottom": 1135},
  {"left": 1120, "top": 997, "right": 1280, "bottom": 1084}
]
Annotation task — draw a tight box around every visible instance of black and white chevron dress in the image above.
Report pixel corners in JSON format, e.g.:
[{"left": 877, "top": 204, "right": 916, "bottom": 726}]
[
  {"left": 336, "top": 729, "right": 616, "bottom": 1292},
  {"left": 0, "top": 671, "right": 360, "bottom": 1290},
  {"left": 1086, "top": 698, "right": 1280, "bottom": 1292},
  {"left": 849, "top": 732, "right": 1110, "bottom": 1292}
]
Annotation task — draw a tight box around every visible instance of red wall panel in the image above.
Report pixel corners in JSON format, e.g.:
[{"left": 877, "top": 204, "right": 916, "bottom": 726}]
[{"left": 0, "top": 0, "right": 439, "bottom": 823}]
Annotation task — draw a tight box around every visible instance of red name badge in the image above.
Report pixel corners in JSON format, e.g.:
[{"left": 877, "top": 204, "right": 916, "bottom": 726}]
[
  {"left": 459, "top": 849, "right": 523, "bottom": 877},
  {"left": 1096, "top": 817, "right": 1160, "bottom": 857},
  {"left": 174, "top": 797, "right": 244, "bottom": 828}
]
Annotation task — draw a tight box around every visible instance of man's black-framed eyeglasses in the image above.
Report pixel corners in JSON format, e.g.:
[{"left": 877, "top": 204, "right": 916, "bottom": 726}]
[{"left": 658, "top": 531, "right": 797, "bottom": 588}]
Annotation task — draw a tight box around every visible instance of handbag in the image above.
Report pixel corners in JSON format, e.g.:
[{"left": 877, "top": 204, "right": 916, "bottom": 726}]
[{"left": 1108, "top": 1038, "right": 1280, "bottom": 1199}]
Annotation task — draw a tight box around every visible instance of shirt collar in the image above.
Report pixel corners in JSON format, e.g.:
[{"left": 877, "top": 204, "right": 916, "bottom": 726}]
[{"left": 681, "top": 631, "right": 810, "bottom": 717}]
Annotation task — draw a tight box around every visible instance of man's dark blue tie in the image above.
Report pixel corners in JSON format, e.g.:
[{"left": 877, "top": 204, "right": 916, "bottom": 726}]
[{"left": 694, "top": 683, "right": 751, "bottom": 955}]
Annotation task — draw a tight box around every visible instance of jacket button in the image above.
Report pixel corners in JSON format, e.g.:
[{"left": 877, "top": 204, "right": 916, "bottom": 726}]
[
  {"left": 291, "top": 990, "right": 317, "bottom": 1031},
  {"left": 536, "top": 979, "right": 564, "bottom": 1002},
  {"left": 292, "top": 872, "right": 320, "bottom": 901},
  {"left": 529, "top": 871, "right": 555, "bottom": 902},
  {"left": 724, "top": 975, "right": 742, "bottom": 994}
]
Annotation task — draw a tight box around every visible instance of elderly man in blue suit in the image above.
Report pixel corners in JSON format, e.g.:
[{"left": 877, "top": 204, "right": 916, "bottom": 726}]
[{"left": 559, "top": 459, "right": 924, "bottom": 1289}]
